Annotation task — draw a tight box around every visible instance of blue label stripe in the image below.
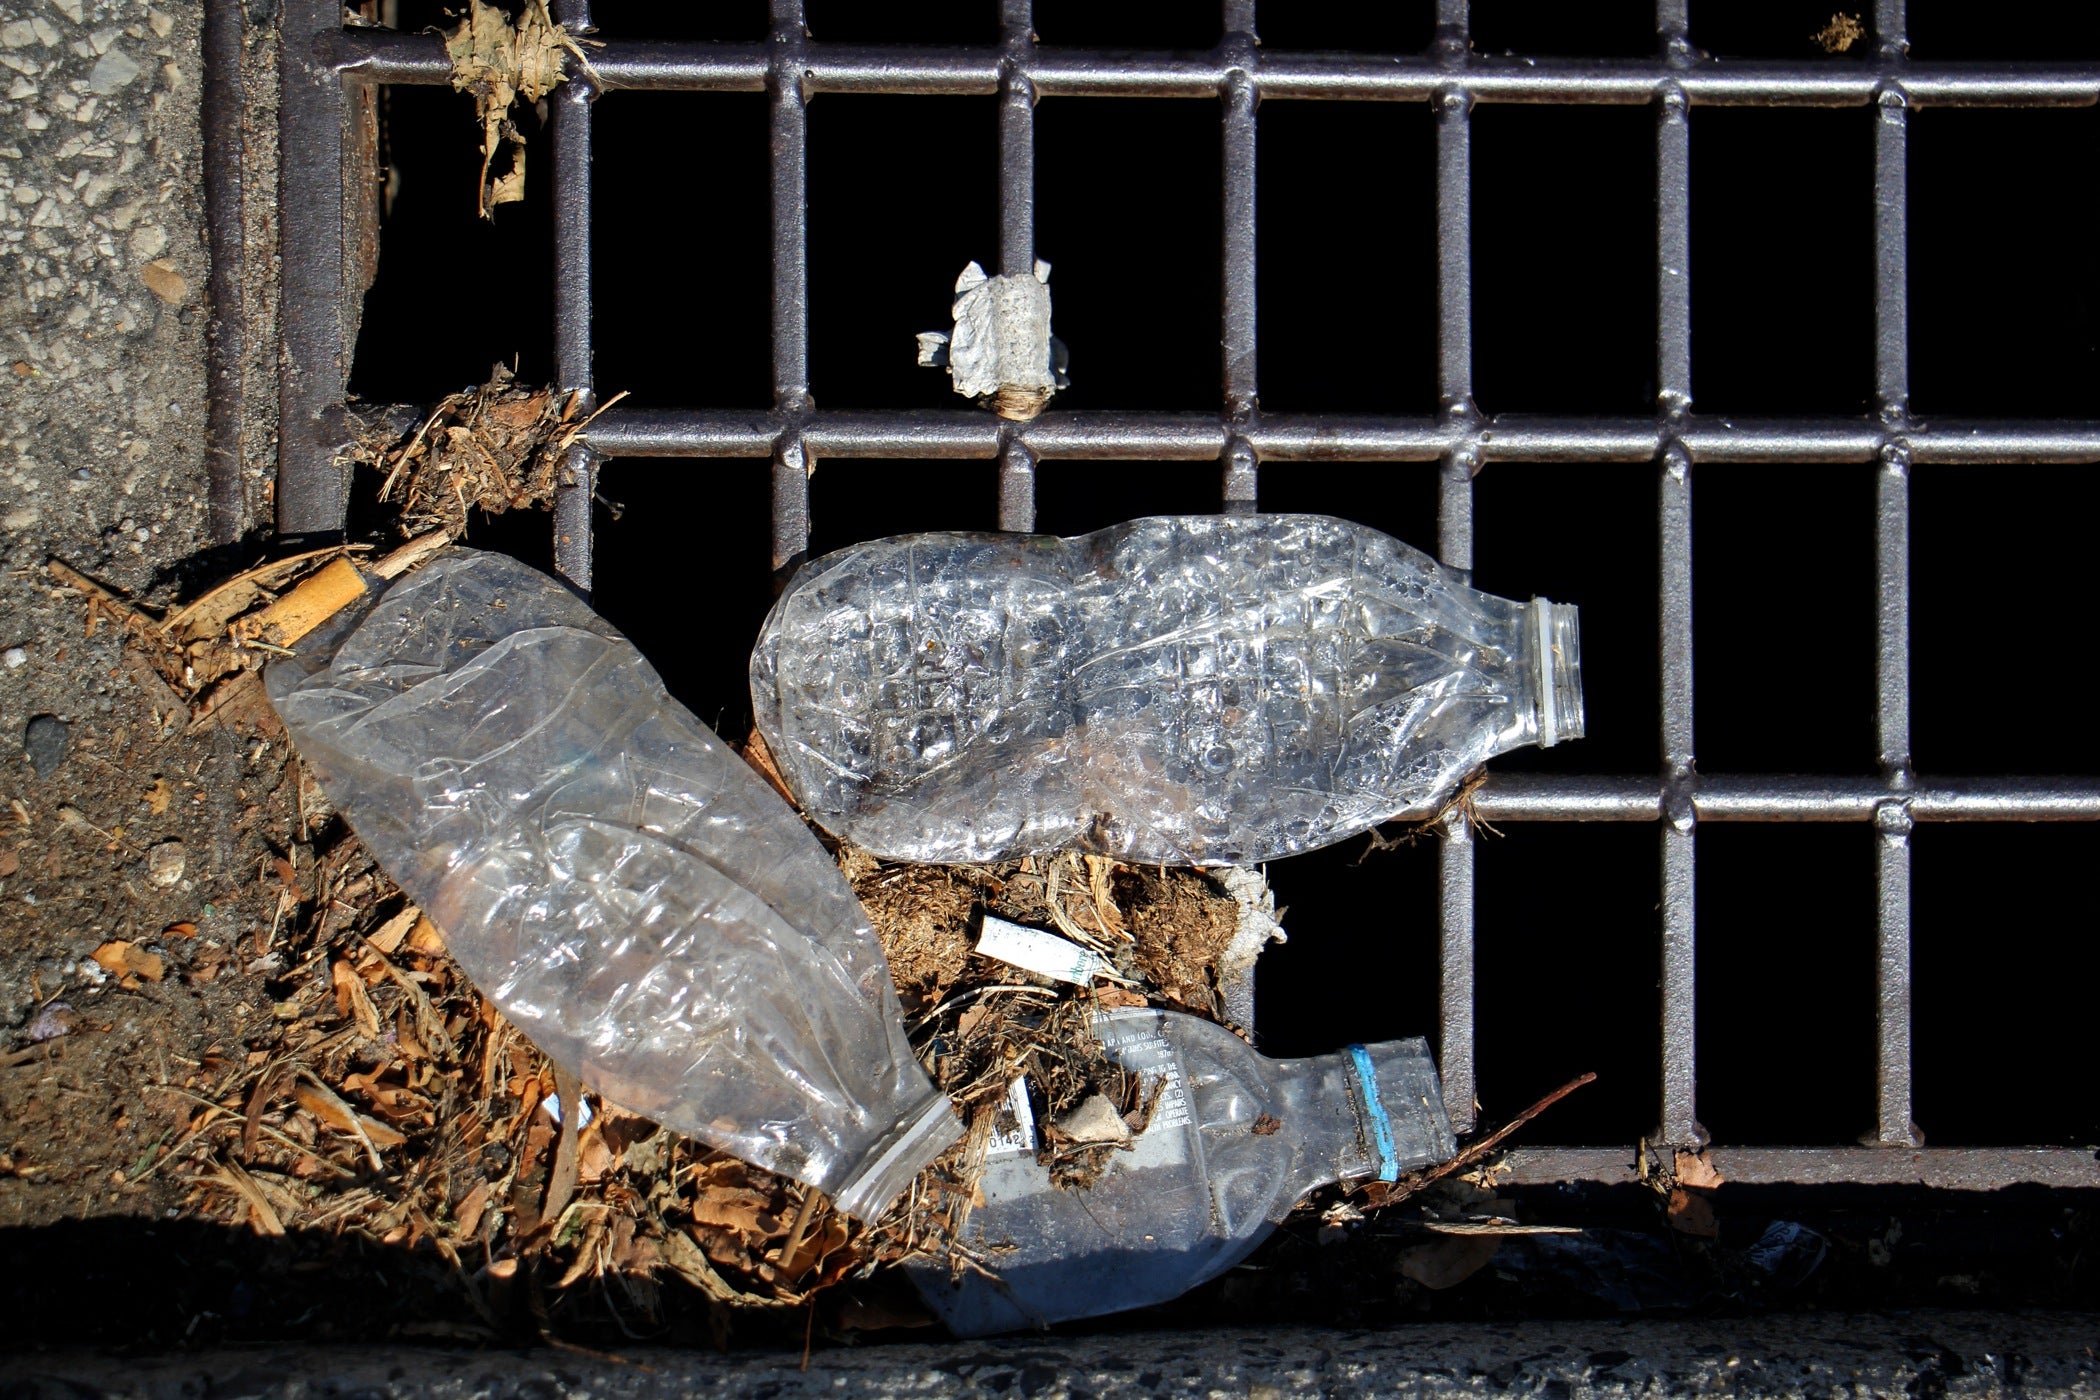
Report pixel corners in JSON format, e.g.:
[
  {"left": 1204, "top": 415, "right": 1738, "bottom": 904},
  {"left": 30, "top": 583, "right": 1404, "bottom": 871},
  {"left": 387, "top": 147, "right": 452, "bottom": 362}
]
[{"left": 1347, "top": 1043, "right": 1400, "bottom": 1183}]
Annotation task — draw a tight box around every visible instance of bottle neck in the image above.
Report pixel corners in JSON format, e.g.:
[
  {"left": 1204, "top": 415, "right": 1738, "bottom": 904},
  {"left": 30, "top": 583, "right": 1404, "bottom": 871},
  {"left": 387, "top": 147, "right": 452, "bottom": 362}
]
[
  {"left": 1282, "top": 1038, "right": 1458, "bottom": 1198},
  {"left": 1528, "top": 597, "right": 1586, "bottom": 749}
]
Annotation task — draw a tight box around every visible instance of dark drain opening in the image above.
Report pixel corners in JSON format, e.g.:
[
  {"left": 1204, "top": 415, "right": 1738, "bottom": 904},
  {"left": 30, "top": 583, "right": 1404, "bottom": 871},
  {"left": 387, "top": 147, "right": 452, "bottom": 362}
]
[{"left": 339, "top": 17, "right": 2100, "bottom": 1167}]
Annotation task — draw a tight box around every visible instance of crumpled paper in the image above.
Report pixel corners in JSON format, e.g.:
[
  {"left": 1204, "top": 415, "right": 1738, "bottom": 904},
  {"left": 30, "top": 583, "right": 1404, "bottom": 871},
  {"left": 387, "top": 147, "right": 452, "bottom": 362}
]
[{"left": 917, "top": 260, "right": 1070, "bottom": 421}]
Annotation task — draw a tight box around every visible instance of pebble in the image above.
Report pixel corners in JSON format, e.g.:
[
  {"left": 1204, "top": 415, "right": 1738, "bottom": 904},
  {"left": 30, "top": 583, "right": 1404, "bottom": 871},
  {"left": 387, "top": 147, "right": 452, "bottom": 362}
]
[
  {"left": 26, "top": 1000, "right": 78, "bottom": 1043},
  {"left": 146, "top": 839, "right": 185, "bottom": 887},
  {"left": 23, "top": 713, "right": 69, "bottom": 779},
  {"left": 3, "top": 646, "right": 25, "bottom": 669},
  {"left": 87, "top": 48, "right": 140, "bottom": 96}
]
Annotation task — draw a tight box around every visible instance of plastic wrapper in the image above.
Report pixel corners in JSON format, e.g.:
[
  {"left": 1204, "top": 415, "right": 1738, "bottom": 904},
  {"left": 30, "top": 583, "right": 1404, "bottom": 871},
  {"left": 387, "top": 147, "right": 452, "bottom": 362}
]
[
  {"left": 909, "top": 1008, "right": 1456, "bottom": 1335},
  {"left": 752, "top": 513, "right": 1584, "bottom": 865},
  {"left": 264, "top": 550, "right": 961, "bottom": 1221}
]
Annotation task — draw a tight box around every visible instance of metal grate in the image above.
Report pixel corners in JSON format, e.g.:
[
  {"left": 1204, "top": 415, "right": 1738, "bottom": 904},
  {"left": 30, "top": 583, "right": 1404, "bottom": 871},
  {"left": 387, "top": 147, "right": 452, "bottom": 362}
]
[{"left": 270, "top": 0, "right": 2100, "bottom": 1189}]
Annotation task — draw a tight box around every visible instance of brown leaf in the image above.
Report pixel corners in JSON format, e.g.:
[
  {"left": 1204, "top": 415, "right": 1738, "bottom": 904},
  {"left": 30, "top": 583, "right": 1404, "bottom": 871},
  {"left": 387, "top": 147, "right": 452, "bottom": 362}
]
[
  {"left": 140, "top": 260, "right": 186, "bottom": 304},
  {"left": 1093, "top": 985, "right": 1148, "bottom": 1009},
  {"left": 330, "top": 959, "right": 382, "bottom": 1038},
  {"left": 143, "top": 779, "right": 172, "bottom": 815},
  {"left": 1667, "top": 1186, "right": 1719, "bottom": 1237},
  {"left": 0, "top": 848, "right": 16, "bottom": 879},
  {"left": 162, "top": 921, "right": 197, "bottom": 939},
  {"left": 690, "top": 1185, "right": 781, "bottom": 1243},
  {"left": 368, "top": 904, "right": 421, "bottom": 954},
  {"left": 454, "top": 1180, "right": 491, "bottom": 1239},
  {"left": 1674, "top": 1148, "right": 1724, "bottom": 1190},
  {"left": 293, "top": 1082, "right": 407, "bottom": 1150},
  {"left": 91, "top": 940, "right": 164, "bottom": 982}
]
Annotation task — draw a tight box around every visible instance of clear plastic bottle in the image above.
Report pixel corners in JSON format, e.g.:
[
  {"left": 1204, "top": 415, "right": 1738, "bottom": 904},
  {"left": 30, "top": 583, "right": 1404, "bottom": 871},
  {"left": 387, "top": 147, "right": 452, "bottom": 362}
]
[
  {"left": 265, "top": 549, "right": 961, "bottom": 1221},
  {"left": 751, "top": 513, "right": 1583, "bottom": 866},
  {"left": 908, "top": 1008, "right": 1455, "bottom": 1336}
]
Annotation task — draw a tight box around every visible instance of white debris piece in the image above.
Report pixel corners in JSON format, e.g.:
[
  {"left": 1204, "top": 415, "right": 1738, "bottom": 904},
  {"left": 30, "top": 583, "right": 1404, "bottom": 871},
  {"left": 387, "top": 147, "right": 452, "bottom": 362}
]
[
  {"left": 918, "top": 259, "right": 1067, "bottom": 421},
  {"left": 1215, "top": 866, "right": 1289, "bottom": 1030},
  {"left": 975, "top": 913, "right": 1115, "bottom": 985}
]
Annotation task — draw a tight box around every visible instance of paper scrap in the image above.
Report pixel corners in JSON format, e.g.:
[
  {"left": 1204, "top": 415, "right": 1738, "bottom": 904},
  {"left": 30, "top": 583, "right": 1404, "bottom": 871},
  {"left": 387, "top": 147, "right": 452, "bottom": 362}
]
[
  {"left": 976, "top": 914, "right": 1113, "bottom": 985},
  {"left": 918, "top": 260, "right": 1068, "bottom": 421}
]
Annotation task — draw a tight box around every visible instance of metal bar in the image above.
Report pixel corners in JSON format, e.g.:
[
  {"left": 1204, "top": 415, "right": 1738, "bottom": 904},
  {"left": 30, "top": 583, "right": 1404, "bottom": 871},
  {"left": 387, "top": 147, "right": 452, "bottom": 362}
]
[
  {"left": 1220, "top": 2, "right": 1258, "bottom": 513},
  {"left": 998, "top": 0, "right": 1036, "bottom": 280},
  {"left": 1869, "top": 1, "right": 1919, "bottom": 1151},
  {"left": 550, "top": 0, "right": 596, "bottom": 592},
  {"left": 578, "top": 407, "right": 2100, "bottom": 463},
  {"left": 1654, "top": 1, "right": 1702, "bottom": 1151},
  {"left": 998, "top": 437, "right": 1037, "bottom": 534},
  {"left": 1470, "top": 773, "right": 2100, "bottom": 823},
  {"left": 1430, "top": 0, "right": 1478, "bottom": 1137},
  {"left": 276, "top": 0, "right": 354, "bottom": 540},
  {"left": 769, "top": 0, "right": 811, "bottom": 573},
  {"left": 203, "top": 0, "right": 247, "bottom": 545},
  {"left": 1501, "top": 1145, "right": 2100, "bottom": 1189},
  {"left": 322, "top": 32, "right": 2099, "bottom": 107},
  {"left": 996, "top": 0, "right": 1038, "bottom": 535}
]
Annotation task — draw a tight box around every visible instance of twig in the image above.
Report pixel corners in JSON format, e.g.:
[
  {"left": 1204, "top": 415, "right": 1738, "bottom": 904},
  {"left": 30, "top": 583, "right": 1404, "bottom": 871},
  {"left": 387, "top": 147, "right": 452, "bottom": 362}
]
[
  {"left": 1373, "top": 1071, "right": 1598, "bottom": 1208},
  {"left": 776, "top": 1186, "right": 824, "bottom": 1279}
]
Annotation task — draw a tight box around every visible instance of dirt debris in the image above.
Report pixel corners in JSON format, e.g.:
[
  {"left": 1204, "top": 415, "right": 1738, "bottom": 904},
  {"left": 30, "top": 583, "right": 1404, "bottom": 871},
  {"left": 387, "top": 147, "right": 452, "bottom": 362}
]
[
  {"left": 1812, "top": 12, "right": 1866, "bottom": 52},
  {"left": 445, "top": 0, "right": 598, "bottom": 218},
  {"left": 358, "top": 367, "right": 622, "bottom": 544}
]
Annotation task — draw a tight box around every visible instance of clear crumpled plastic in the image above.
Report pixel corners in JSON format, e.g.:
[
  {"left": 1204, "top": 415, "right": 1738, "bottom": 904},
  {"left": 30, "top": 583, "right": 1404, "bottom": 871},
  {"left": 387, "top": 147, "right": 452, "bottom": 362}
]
[
  {"left": 265, "top": 549, "right": 961, "bottom": 1221},
  {"left": 908, "top": 1008, "right": 1456, "bottom": 1336},
  {"left": 751, "top": 513, "right": 1584, "bottom": 865}
]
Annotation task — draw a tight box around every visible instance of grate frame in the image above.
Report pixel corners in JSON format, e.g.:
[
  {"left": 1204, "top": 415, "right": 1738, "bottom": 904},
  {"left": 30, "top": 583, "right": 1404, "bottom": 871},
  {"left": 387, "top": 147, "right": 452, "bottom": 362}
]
[{"left": 269, "top": 0, "right": 2100, "bottom": 1190}]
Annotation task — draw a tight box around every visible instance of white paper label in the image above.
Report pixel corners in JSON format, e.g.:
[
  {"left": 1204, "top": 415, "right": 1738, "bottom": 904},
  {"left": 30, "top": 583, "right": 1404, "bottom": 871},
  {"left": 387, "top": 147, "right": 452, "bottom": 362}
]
[{"left": 975, "top": 915, "right": 1114, "bottom": 984}]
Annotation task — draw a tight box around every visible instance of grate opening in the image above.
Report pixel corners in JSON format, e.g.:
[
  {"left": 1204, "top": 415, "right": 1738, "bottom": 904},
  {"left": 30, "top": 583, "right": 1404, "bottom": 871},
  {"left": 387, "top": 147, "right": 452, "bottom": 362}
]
[
  {"left": 1692, "top": 463, "right": 1878, "bottom": 775},
  {"left": 589, "top": 461, "right": 778, "bottom": 740},
  {"left": 1034, "top": 98, "right": 1224, "bottom": 411},
  {"left": 1912, "top": 825, "right": 2099, "bottom": 1145},
  {"left": 1255, "top": 101, "right": 1437, "bottom": 415},
  {"left": 1472, "top": 103, "right": 1658, "bottom": 415},
  {"left": 348, "top": 84, "right": 556, "bottom": 404},
  {"left": 593, "top": 93, "right": 773, "bottom": 410},
  {"left": 1689, "top": 107, "right": 1874, "bottom": 418},
  {"left": 1907, "top": 0, "right": 2100, "bottom": 60},
  {"left": 1473, "top": 823, "right": 1663, "bottom": 1145},
  {"left": 1911, "top": 467, "right": 2100, "bottom": 778},
  {"left": 1696, "top": 826, "right": 1878, "bottom": 1147},
  {"left": 1472, "top": 464, "right": 1659, "bottom": 777},
  {"left": 808, "top": 96, "right": 999, "bottom": 411},
  {"left": 1909, "top": 105, "right": 2100, "bottom": 417}
]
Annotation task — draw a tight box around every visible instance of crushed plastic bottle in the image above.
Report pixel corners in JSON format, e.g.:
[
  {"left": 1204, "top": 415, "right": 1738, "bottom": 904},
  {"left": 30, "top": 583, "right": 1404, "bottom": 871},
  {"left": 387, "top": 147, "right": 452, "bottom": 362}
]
[
  {"left": 908, "top": 1008, "right": 1456, "bottom": 1335},
  {"left": 264, "top": 549, "right": 961, "bottom": 1221},
  {"left": 751, "top": 513, "right": 1583, "bottom": 866}
]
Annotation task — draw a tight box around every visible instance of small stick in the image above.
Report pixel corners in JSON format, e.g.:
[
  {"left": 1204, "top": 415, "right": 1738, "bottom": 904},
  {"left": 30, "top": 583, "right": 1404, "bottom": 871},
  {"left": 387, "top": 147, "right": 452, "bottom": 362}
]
[
  {"left": 777, "top": 1186, "right": 824, "bottom": 1277},
  {"left": 1375, "top": 1071, "right": 1598, "bottom": 1208}
]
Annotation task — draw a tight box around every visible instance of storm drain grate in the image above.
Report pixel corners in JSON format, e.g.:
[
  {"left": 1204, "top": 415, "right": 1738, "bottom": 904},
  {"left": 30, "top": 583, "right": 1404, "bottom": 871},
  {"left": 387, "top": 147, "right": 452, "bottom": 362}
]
[{"left": 268, "top": 0, "right": 2100, "bottom": 1189}]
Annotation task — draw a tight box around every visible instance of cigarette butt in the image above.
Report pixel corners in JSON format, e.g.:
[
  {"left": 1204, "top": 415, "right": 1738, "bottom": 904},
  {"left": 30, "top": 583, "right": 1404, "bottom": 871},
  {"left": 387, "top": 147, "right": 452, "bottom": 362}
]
[{"left": 245, "top": 556, "right": 368, "bottom": 646}]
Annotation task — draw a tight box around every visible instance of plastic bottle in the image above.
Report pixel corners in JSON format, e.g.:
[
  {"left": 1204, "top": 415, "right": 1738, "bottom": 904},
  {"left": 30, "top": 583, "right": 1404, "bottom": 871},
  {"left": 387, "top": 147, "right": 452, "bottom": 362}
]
[
  {"left": 751, "top": 513, "right": 1583, "bottom": 866},
  {"left": 908, "top": 1007, "right": 1455, "bottom": 1336},
  {"left": 265, "top": 549, "right": 961, "bottom": 1221}
]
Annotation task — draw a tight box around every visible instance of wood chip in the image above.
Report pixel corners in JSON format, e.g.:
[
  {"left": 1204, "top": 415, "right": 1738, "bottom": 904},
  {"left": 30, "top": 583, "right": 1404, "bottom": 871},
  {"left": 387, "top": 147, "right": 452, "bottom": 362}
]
[
  {"left": 91, "top": 940, "right": 164, "bottom": 982},
  {"left": 140, "top": 260, "right": 187, "bottom": 304}
]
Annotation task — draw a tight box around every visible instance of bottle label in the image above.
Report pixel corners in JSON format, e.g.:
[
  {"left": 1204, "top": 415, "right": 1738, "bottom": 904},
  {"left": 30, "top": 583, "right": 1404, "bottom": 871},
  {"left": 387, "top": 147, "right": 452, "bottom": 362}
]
[
  {"left": 985, "top": 1075, "right": 1038, "bottom": 1159},
  {"left": 1095, "top": 1018, "right": 1193, "bottom": 1132}
]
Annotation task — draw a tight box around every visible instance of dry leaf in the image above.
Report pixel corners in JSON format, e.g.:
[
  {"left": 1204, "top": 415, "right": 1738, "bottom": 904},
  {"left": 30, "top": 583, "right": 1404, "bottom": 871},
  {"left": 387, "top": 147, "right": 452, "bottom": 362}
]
[
  {"left": 162, "top": 921, "right": 198, "bottom": 939},
  {"left": 1674, "top": 1148, "right": 1724, "bottom": 1190},
  {"left": 91, "top": 940, "right": 164, "bottom": 982},
  {"left": 454, "top": 1180, "right": 491, "bottom": 1238},
  {"left": 690, "top": 1185, "right": 780, "bottom": 1243},
  {"left": 143, "top": 779, "right": 172, "bottom": 815},
  {"left": 331, "top": 959, "right": 382, "bottom": 1038},
  {"left": 444, "top": 0, "right": 591, "bottom": 217},
  {"left": 368, "top": 905, "right": 421, "bottom": 954},
  {"left": 294, "top": 1082, "right": 408, "bottom": 1150},
  {"left": 0, "top": 848, "right": 16, "bottom": 879},
  {"left": 140, "top": 260, "right": 186, "bottom": 303},
  {"left": 1667, "top": 1186, "right": 1719, "bottom": 1237}
]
